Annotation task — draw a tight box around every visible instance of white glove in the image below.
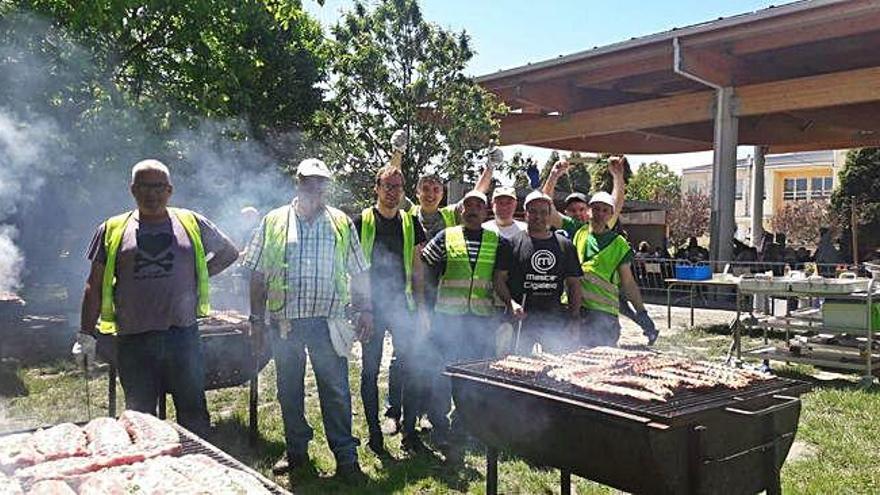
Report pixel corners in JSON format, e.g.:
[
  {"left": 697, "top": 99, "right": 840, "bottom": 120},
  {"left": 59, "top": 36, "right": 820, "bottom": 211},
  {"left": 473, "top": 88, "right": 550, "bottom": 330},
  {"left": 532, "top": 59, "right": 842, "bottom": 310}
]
[
  {"left": 71, "top": 332, "right": 97, "bottom": 367},
  {"left": 391, "top": 129, "right": 408, "bottom": 154},
  {"left": 487, "top": 147, "right": 504, "bottom": 165}
]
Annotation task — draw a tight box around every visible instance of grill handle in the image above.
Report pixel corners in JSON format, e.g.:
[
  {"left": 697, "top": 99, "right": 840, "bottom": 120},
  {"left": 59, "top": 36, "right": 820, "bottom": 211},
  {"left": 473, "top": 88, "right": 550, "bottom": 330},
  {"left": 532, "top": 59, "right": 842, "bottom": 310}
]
[{"left": 724, "top": 394, "right": 799, "bottom": 417}]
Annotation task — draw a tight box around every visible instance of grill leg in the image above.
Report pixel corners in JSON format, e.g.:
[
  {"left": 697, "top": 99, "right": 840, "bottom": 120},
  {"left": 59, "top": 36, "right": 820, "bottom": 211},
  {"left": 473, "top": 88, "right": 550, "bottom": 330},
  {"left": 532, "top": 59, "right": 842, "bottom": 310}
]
[
  {"left": 486, "top": 446, "right": 498, "bottom": 495},
  {"left": 688, "top": 425, "right": 707, "bottom": 494},
  {"left": 108, "top": 365, "right": 117, "bottom": 417},
  {"left": 248, "top": 374, "right": 258, "bottom": 445},
  {"left": 561, "top": 470, "right": 571, "bottom": 495}
]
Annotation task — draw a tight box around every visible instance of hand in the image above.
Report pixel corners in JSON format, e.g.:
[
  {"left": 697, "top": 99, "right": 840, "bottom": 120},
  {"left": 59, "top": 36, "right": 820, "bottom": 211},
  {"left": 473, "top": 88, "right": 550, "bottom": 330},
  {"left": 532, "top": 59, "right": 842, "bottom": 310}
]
[
  {"left": 508, "top": 300, "right": 526, "bottom": 321},
  {"left": 608, "top": 156, "right": 627, "bottom": 178},
  {"left": 391, "top": 129, "right": 408, "bottom": 154},
  {"left": 486, "top": 147, "right": 504, "bottom": 166},
  {"left": 634, "top": 309, "right": 659, "bottom": 345},
  {"left": 356, "top": 311, "right": 374, "bottom": 343},
  {"left": 552, "top": 159, "right": 570, "bottom": 178},
  {"left": 71, "top": 332, "right": 97, "bottom": 368}
]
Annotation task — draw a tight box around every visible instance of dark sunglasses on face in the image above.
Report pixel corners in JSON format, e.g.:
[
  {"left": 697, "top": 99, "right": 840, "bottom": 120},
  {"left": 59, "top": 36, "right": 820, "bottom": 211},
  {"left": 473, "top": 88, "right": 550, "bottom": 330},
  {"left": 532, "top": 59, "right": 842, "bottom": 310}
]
[{"left": 134, "top": 182, "right": 170, "bottom": 192}]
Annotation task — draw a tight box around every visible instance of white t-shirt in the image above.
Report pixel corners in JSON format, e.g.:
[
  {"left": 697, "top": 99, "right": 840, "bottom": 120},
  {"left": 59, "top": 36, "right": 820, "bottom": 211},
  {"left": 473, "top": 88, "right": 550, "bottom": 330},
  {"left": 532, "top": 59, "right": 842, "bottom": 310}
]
[{"left": 482, "top": 219, "right": 527, "bottom": 240}]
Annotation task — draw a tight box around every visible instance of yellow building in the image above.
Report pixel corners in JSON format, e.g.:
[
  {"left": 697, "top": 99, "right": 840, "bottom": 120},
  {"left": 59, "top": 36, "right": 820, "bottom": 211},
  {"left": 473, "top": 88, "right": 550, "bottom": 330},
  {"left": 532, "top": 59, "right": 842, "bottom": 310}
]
[{"left": 680, "top": 150, "right": 845, "bottom": 242}]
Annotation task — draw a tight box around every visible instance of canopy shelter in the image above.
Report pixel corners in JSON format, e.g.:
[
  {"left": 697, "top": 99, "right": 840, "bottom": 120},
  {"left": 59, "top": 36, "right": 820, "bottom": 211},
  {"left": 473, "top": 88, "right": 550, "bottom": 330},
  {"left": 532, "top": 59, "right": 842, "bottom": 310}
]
[{"left": 477, "top": 0, "right": 880, "bottom": 260}]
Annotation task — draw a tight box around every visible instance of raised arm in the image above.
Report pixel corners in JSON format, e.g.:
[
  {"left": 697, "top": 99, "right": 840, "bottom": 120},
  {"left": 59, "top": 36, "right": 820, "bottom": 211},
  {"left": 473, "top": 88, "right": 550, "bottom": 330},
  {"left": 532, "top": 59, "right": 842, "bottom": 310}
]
[
  {"left": 608, "top": 156, "right": 627, "bottom": 229},
  {"left": 543, "top": 160, "right": 569, "bottom": 229}
]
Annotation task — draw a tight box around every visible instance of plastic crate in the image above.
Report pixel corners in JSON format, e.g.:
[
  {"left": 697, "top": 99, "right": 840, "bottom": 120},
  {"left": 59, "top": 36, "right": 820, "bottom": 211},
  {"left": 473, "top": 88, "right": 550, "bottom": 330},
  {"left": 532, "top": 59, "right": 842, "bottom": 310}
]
[{"left": 674, "top": 264, "right": 712, "bottom": 280}]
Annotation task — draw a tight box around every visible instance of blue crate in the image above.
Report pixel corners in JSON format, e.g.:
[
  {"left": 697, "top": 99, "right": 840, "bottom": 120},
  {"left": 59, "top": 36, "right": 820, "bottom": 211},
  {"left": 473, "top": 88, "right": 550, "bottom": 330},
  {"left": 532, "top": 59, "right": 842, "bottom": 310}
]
[{"left": 674, "top": 264, "right": 712, "bottom": 280}]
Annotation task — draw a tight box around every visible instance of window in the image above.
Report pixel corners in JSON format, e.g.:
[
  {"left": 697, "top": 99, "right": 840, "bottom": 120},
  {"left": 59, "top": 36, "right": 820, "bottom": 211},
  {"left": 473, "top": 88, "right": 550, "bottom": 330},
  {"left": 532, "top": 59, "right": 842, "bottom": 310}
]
[
  {"left": 735, "top": 179, "right": 744, "bottom": 201},
  {"left": 687, "top": 181, "right": 702, "bottom": 194},
  {"left": 783, "top": 178, "right": 809, "bottom": 201},
  {"left": 810, "top": 176, "right": 833, "bottom": 198}
]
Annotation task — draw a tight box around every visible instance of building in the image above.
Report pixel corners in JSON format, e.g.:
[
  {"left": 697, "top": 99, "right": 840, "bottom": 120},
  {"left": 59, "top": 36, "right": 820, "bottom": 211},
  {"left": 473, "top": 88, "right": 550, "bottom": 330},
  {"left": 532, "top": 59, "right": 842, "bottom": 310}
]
[{"left": 680, "top": 150, "right": 846, "bottom": 242}]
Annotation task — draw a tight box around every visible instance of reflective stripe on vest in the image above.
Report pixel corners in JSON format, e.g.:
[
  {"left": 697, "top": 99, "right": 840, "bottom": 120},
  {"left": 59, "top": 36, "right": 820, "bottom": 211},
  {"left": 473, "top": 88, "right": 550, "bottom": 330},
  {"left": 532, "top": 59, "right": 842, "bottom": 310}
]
[
  {"left": 572, "top": 226, "right": 630, "bottom": 316},
  {"left": 261, "top": 205, "right": 351, "bottom": 314},
  {"left": 360, "top": 207, "right": 415, "bottom": 311},
  {"left": 436, "top": 226, "right": 498, "bottom": 316},
  {"left": 99, "top": 208, "right": 209, "bottom": 334},
  {"left": 410, "top": 204, "right": 457, "bottom": 228}
]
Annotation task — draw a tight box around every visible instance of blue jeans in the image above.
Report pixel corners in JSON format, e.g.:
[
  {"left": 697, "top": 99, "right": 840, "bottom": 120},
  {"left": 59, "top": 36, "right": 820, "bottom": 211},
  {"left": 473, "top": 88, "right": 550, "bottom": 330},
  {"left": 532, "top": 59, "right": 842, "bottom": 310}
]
[
  {"left": 270, "top": 318, "right": 358, "bottom": 466},
  {"left": 116, "top": 324, "right": 210, "bottom": 436}
]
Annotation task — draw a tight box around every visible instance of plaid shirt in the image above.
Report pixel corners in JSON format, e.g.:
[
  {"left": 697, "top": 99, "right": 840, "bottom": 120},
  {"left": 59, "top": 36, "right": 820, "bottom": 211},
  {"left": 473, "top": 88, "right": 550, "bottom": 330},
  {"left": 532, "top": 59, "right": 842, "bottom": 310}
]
[{"left": 242, "top": 201, "right": 368, "bottom": 319}]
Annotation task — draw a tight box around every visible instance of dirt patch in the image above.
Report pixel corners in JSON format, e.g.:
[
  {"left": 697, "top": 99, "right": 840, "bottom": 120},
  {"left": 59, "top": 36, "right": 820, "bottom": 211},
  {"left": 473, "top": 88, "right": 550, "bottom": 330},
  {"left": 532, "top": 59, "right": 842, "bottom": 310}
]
[{"left": 786, "top": 440, "right": 819, "bottom": 462}]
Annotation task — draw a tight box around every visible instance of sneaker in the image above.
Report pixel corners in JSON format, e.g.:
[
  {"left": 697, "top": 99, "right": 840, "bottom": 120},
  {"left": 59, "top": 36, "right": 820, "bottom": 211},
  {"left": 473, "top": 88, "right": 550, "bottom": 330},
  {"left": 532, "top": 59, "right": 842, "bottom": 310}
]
[
  {"left": 336, "top": 462, "right": 368, "bottom": 485},
  {"left": 644, "top": 327, "right": 659, "bottom": 346},
  {"left": 271, "top": 452, "right": 308, "bottom": 475},
  {"left": 380, "top": 416, "right": 401, "bottom": 435},
  {"left": 401, "top": 435, "right": 429, "bottom": 454}
]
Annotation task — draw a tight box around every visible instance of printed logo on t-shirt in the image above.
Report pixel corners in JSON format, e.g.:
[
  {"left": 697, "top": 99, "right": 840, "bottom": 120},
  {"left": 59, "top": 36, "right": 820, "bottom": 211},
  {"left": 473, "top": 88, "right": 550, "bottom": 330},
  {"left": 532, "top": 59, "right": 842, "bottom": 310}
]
[
  {"left": 134, "top": 232, "right": 174, "bottom": 279},
  {"left": 531, "top": 249, "right": 557, "bottom": 274}
]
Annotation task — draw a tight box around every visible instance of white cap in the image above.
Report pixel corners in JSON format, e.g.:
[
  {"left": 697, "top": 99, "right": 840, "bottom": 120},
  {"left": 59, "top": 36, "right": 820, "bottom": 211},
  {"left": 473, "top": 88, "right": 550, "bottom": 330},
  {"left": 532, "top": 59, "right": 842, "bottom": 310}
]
[
  {"left": 296, "top": 158, "right": 332, "bottom": 178},
  {"left": 462, "top": 190, "right": 488, "bottom": 204},
  {"left": 589, "top": 191, "right": 615, "bottom": 210},
  {"left": 492, "top": 186, "right": 517, "bottom": 200},
  {"left": 523, "top": 190, "right": 552, "bottom": 208}
]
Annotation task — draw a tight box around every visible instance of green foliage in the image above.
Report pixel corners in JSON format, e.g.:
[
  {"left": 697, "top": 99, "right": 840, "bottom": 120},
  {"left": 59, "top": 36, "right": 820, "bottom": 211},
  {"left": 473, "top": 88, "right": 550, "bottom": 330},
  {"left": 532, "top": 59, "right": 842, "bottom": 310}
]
[
  {"left": 627, "top": 161, "right": 681, "bottom": 203},
  {"left": 509, "top": 150, "right": 537, "bottom": 191},
  {"left": 538, "top": 150, "right": 592, "bottom": 194},
  {"left": 589, "top": 154, "right": 633, "bottom": 194},
  {"left": 312, "top": 0, "right": 506, "bottom": 203},
  {"left": 830, "top": 148, "right": 880, "bottom": 257}
]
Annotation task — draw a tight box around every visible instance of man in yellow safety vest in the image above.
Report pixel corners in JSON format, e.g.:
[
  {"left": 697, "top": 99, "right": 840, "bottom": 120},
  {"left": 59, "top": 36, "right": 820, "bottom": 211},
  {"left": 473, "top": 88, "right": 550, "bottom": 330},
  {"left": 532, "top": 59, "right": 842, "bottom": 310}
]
[{"left": 78, "top": 159, "right": 239, "bottom": 436}]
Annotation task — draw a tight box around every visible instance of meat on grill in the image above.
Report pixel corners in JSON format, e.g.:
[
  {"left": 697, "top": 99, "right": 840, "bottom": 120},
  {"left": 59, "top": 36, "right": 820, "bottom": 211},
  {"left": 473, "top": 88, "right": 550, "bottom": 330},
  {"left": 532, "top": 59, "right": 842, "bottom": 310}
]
[
  {"left": 491, "top": 347, "right": 770, "bottom": 402},
  {"left": 26, "top": 479, "right": 76, "bottom": 495},
  {"left": 118, "top": 411, "right": 179, "bottom": 447},
  {"left": 0, "top": 433, "right": 40, "bottom": 473},
  {"left": 29, "top": 424, "right": 88, "bottom": 463},
  {"left": 83, "top": 418, "right": 132, "bottom": 455},
  {"left": 0, "top": 470, "right": 23, "bottom": 494}
]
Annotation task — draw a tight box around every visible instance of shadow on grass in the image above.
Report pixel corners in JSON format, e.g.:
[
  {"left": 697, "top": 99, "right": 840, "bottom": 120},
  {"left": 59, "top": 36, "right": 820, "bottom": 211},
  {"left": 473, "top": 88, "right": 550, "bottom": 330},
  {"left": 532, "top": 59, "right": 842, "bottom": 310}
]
[
  {"left": 773, "top": 367, "right": 880, "bottom": 394},
  {"left": 207, "top": 415, "right": 287, "bottom": 470},
  {"left": 0, "top": 360, "right": 28, "bottom": 397}
]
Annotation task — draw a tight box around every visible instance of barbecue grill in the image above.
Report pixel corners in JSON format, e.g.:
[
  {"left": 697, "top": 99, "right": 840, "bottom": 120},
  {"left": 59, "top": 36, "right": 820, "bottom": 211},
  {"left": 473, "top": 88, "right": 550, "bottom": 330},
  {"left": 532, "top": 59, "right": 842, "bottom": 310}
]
[
  {"left": 96, "top": 312, "right": 271, "bottom": 441},
  {"left": 447, "top": 359, "right": 811, "bottom": 495},
  {"left": 0, "top": 421, "right": 290, "bottom": 494}
]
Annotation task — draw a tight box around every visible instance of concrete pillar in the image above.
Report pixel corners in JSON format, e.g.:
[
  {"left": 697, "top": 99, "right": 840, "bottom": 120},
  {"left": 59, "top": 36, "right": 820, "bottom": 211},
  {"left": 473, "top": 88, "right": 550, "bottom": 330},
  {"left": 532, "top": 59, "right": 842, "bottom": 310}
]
[
  {"left": 750, "top": 146, "right": 766, "bottom": 248},
  {"left": 710, "top": 87, "right": 738, "bottom": 262}
]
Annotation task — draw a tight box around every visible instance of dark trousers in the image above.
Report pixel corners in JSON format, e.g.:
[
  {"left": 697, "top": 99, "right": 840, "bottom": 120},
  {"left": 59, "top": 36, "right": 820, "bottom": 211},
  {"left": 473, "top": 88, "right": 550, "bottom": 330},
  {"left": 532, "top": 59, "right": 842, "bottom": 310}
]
[
  {"left": 427, "top": 313, "right": 494, "bottom": 443},
  {"left": 116, "top": 324, "right": 210, "bottom": 436},
  {"left": 360, "top": 305, "right": 423, "bottom": 439},
  {"left": 271, "top": 317, "right": 358, "bottom": 466}
]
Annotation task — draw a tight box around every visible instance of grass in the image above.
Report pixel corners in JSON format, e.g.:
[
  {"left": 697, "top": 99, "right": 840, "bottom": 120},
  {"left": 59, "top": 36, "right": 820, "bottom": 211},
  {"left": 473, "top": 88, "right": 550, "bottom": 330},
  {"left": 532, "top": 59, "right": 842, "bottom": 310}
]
[{"left": 2, "top": 322, "right": 879, "bottom": 494}]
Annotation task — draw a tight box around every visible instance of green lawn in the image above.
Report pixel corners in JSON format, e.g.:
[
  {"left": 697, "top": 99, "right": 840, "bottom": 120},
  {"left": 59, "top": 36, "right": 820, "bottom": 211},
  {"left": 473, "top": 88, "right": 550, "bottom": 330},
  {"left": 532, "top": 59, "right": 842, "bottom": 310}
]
[{"left": 1, "top": 325, "right": 878, "bottom": 494}]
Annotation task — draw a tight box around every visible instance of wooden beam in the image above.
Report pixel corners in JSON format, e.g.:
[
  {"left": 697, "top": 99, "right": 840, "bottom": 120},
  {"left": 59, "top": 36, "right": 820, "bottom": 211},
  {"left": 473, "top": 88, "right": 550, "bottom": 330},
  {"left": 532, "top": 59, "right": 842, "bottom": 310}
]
[
  {"left": 537, "top": 132, "right": 710, "bottom": 154},
  {"left": 677, "top": 46, "right": 740, "bottom": 87},
  {"left": 572, "top": 54, "right": 672, "bottom": 88},
  {"left": 499, "top": 65, "right": 880, "bottom": 146}
]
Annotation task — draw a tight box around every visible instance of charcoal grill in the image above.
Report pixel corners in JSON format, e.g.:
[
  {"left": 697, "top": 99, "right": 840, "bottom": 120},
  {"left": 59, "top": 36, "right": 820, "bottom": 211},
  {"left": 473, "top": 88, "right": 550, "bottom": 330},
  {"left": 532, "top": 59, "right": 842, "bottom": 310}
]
[
  {"left": 96, "top": 312, "right": 271, "bottom": 442},
  {"left": 447, "top": 359, "right": 811, "bottom": 495}
]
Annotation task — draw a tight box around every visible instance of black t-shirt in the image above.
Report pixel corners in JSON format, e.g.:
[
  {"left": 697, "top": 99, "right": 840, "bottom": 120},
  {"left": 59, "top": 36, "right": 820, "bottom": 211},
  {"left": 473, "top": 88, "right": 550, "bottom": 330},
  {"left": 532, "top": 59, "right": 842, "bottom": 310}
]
[
  {"left": 354, "top": 208, "right": 427, "bottom": 296},
  {"left": 508, "top": 230, "right": 583, "bottom": 314}
]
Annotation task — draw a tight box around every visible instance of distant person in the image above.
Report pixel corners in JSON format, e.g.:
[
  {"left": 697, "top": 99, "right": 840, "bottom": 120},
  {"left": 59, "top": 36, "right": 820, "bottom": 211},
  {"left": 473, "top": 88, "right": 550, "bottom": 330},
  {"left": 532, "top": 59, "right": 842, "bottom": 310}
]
[
  {"left": 682, "top": 237, "right": 709, "bottom": 263},
  {"left": 636, "top": 241, "right": 652, "bottom": 258},
  {"left": 78, "top": 159, "right": 239, "bottom": 436}
]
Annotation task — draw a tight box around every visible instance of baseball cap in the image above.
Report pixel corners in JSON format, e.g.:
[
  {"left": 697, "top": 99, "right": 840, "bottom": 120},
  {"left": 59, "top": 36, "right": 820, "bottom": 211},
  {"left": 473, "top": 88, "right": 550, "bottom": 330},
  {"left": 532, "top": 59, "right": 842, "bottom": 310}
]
[
  {"left": 492, "top": 186, "right": 517, "bottom": 200},
  {"left": 462, "top": 190, "right": 488, "bottom": 204},
  {"left": 564, "top": 192, "right": 589, "bottom": 206},
  {"left": 296, "top": 158, "right": 332, "bottom": 178},
  {"left": 523, "top": 190, "right": 552, "bottom": 209},
  {"left": 589, "top": 191, "right": 615, "bottom": 210}
]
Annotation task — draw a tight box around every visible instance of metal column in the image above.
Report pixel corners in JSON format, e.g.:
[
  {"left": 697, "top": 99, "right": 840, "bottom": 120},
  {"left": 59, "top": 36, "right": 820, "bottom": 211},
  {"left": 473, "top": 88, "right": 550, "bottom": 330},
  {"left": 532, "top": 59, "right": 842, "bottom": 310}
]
[
  {"left": 710, "top": 87, "right": 738, "bottom": 262},
  {"left": 750, "top": 146, "right": 766, "bottom": 247}
]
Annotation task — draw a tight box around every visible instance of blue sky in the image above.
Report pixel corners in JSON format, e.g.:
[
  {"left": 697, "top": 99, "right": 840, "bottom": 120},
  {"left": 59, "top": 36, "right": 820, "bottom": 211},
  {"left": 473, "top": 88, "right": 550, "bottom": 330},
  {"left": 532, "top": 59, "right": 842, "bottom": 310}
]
[{"left": 306, "top": 0, "right": 785, "bottom": 175}]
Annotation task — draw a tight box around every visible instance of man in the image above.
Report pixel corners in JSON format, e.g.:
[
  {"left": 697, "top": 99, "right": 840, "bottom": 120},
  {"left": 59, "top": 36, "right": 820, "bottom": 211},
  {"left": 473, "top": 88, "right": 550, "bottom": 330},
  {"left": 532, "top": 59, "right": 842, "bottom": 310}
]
[
  {"left": 482, "top": 186, "right": 526, "bottom": 240},
  {"left": 244, "top": 159, "right": 371, "bottom": 483},
  {"left": 421, "top": 190, "right": 516, "bottom": 461},
  {"left": 504, "top": 191, "right": 583, "bottom": 353},
  {"left": 353, "top": 165, "right": 430, "bottom": 455},
  {"left": 563, "top": 192, "right": 590, "bottom": 224},
  {"left": 78, "top": 159, "right": 239, "bottom": 436},
  {"left": 572, "top": 192, "right": 658, "bottom": 347},
  {"left": 542, "top": 158, "right": 626, "bottom": 237}
]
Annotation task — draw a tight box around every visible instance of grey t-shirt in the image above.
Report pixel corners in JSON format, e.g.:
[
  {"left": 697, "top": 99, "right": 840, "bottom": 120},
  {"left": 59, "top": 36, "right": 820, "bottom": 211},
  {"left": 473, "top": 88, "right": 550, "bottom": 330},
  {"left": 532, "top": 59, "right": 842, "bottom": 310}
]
[{"left": 87, "top": 211, "right": 238, "bottom": 335}]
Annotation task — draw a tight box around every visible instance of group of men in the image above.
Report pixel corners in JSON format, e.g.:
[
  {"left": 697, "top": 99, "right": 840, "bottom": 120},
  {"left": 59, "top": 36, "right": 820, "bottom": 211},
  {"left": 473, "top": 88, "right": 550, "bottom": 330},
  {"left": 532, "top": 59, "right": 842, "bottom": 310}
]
[{"left": 76, "top": 135, "right": 657, "bottom": 484}]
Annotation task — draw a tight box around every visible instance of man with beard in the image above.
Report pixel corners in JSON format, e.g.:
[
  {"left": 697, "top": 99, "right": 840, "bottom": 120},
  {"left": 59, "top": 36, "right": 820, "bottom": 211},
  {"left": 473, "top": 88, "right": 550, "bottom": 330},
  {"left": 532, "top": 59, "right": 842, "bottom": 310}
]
[
  {"left": 244, "top": 159, "right": 372, "bottom": 484},
  {"left": 352, "top": 165, "right": 430, "bottom": 455},
  {"left": 79, "top": 159, "right": 239, "bottom": 436},
  {"left": 420, "top": 190, "right": 516, "bottom": 462},
  {"left": 505, "top": 191, "right": 583, "bottom": 352},
  {"left": 572, "top": 192, "right": 658, "bottom": 347}
]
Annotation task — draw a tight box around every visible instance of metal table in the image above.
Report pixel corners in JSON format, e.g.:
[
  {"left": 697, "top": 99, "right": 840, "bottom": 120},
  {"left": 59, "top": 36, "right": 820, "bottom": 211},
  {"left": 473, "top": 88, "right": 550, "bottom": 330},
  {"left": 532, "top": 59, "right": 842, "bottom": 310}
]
[{"left": 665, "top": 276, "right": 740, "bottom": 329}]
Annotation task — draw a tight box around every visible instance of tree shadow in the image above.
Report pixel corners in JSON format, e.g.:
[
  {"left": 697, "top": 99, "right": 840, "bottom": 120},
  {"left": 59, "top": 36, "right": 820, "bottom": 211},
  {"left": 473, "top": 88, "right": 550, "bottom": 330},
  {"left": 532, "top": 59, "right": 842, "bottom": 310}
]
[
  {"left": 0, "top": 359, "right": 28, "bottom": 398},
  {"left": 773, "top": 367, "right": 879, "bottom": 394}
]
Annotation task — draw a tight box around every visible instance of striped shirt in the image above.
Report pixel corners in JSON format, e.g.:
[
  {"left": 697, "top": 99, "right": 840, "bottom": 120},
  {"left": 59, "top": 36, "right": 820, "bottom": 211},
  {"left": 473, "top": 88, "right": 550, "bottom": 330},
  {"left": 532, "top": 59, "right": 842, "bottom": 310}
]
[
  {"left": 242, "top": 202, "right": 368, "bottom": 319},
  {"left": 421, "top": 227, "right": 512, "bottom": 280}
]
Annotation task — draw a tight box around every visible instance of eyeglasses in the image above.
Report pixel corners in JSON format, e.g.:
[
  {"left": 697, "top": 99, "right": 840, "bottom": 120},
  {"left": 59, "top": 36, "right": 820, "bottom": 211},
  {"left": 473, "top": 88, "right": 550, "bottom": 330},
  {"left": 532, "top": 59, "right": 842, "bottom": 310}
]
[
  {"left": 378, "top": 183, "right": 403, "bottom": 192},
  {"left": 134, "top": 182, "right": 170, "bottom": 192}
]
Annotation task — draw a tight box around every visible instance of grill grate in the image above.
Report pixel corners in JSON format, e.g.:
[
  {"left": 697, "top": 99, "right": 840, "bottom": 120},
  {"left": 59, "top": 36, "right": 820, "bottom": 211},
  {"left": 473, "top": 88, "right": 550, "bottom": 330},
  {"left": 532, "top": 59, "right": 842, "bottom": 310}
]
[{"left": 448, "top": 360, "right": 810, "bottom": 424}]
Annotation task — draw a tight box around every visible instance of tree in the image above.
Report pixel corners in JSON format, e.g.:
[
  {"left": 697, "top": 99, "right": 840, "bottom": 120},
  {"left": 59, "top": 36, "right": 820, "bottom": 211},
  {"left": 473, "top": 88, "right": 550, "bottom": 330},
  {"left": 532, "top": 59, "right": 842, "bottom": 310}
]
[
  {"left": 312, "top": 0, "right": 506, "bottom": 204},
  {"left": 536, "top": 150, "right": 592, "bottom": 195},
  {"left": 627, "top": 161, "right": 681, "bottom": 204},
  {"left": 771, "top": 199, "right": 835, "bottom": 247},
  {"left": 667, "top": 192, "right": 710, "bottom": 247},
  {"left": 589, "top": 154, "right": 633, "bottom": 194},
  {"left": 831, "top": 148, "right": 880, "bottom": 260}
]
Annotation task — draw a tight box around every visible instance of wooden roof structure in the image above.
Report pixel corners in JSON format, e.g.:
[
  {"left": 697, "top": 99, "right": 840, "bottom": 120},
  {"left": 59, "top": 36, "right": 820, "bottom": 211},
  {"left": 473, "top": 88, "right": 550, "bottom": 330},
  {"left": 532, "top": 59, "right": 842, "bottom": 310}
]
[{"left": 477, "top": 0, "right": 880, "bottom": 155}]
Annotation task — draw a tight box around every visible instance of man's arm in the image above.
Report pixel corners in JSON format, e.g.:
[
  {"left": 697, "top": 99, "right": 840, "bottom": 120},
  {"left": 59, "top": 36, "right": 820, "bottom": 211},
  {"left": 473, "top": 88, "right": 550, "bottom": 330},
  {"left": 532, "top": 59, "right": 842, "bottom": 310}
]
[
  {"left": 197, "top": 216, "right": 240, "bottom": 276},
  {"left": 80, "top": 261, "right": 104, "bottom": 335},
  {"left": 608, "top": 157, "right": 626, "bottom": 229},
  {"left": 474, "top": 161, "right": 494, "bottom": 194},
  {"left": 493, "top": 270, "right": 523, "bottom": 319},
  {"left": 412, "top": 243, "right": 427, "bottom": 307},
  {"left": 564, "top": 276, "right": 583, "bottom": 319},
  {"left": 542, "top": 160, "right": 568, "bottom": 229},
  {"left": 618, "top": 264, "right": 646, "bottom": 313}
]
